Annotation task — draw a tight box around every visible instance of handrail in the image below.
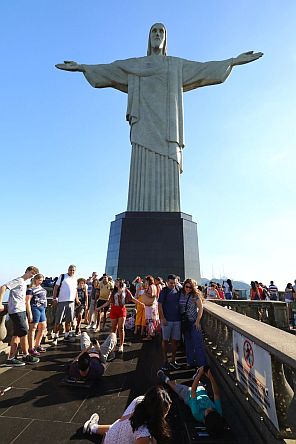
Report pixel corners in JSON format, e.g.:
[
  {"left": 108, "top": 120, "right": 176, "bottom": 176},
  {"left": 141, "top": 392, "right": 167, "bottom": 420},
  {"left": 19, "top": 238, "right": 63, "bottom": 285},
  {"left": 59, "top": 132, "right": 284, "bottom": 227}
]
[{"left": 202, "top": 301, "right": 296, "bottom": 441}]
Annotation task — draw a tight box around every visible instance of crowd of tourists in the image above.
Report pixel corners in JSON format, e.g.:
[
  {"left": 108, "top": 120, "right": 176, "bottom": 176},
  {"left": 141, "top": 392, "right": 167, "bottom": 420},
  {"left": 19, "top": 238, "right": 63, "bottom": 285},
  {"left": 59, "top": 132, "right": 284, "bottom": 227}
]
[{"left": 2, "top": 266, "right": 295, "bottom": 442}]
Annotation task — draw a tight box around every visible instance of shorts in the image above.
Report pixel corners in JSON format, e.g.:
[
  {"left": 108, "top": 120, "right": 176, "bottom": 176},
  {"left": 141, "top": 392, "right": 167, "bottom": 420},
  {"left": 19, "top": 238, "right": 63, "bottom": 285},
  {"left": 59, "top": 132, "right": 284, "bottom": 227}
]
[
  {"left": 174, "top": 383, "right": 206, "bottom": 406},
  {"left": 110, "top": 305, "right": 127, "bottom": 319},
  {"left": 31, "top": 305, "right": 46, "bottom": 323},
  {"left": 174, "top": 384, "right": 191, "bottom": 405},
  {"left": 96, "top": 299, "right": 106, "bottom": 309},
  {"left": 55, "top": 301, "right": 75, "bottom": 324},
  {"left": 10, "top": 312, "right": 28, "bottom": 337},
  {"left": 161, "top": 321, "right": 181, "bottom": 341},
  {"left": 75, "top": 304, "right": 85, "bottom": 317}
]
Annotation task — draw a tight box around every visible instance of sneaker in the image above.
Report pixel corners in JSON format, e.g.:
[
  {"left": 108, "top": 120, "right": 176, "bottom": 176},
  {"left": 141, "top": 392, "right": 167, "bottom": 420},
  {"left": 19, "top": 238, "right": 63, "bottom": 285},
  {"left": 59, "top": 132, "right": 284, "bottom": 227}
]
[
  {"left": 75, "top": 328, "right": 81, "bottom": 337},
  {"left": 22, "top": 355, "right": 40, "bottom": 365},
  {"left": 118, "top": 345, "right": 123, "bottom": 353},
  {"left": 29, "top": 348, "right": 40, "bottom": 357},
  {"left": 170, "top": 361, "right": 181, "bottom": 370},
  {"left": 157, "top": 369, "right": 170, "bottom": 384},
  {"left": 85, "top": 324, "right": 91, "bottom": 330},
  {"left": 160, "top": 361, "right": 170, "bottom": 371},
  {"left": 52, "top": 338, "right": 58, "bottom": 346},
  {"left": 106, "top": 351, "right": 116, "bottom": 362},
  {"left": 36, "top": 346, "right": 46, "bottom": 353},
  {"left": 83, "top": 413, "right": 99, "bottom": 434},
  {"left": 4, "top": 357, "right": 25, "bottom": 367}
]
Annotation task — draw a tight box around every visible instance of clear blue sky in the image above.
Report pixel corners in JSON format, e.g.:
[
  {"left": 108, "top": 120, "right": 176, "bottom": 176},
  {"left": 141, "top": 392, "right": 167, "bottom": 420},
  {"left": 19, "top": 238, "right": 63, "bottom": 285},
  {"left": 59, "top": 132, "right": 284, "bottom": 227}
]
[{"left": 1, "top": 1, "right": 295, "bottom": 290}]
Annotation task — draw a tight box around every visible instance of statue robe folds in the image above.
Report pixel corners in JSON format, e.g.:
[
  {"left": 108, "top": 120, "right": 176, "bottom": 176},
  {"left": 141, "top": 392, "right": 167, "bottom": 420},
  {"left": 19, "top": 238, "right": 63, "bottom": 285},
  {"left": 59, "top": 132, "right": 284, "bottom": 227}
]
[{"left": 82, "top": 56, "right": 232, "bottom": 212}]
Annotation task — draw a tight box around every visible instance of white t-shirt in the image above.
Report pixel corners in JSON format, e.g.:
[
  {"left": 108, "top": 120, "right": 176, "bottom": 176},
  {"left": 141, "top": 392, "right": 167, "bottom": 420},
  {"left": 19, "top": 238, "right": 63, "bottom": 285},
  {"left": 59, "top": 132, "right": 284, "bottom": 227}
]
[
  {"left": 223, "top": 282, "right": 232, "bottom": 294},
  {"left": 56, "top": 274, "right": 77, "bottom": 302},
  {"left": 6, "top": 277, "right": 27, "bottom": 314},
  {"left": 104, "top": 396, "right": 151, "bottom": 444}
]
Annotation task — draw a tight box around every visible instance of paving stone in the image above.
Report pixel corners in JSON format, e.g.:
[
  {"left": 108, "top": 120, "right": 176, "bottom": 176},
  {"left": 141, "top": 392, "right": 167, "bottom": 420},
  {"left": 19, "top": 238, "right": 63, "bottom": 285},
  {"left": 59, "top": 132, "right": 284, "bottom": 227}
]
[{"left": 0, "top": 416, "right": 32, "bottom": 444}]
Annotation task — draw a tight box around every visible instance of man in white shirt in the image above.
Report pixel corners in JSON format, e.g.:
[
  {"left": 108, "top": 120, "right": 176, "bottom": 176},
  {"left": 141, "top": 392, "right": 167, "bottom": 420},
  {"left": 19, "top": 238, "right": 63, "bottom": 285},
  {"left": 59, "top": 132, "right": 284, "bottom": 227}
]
[
  {"left": 52, "top": 265, "right": 78, "bottom": 345},
  {"left": 0, "top": 266, "right": 40, "bottom": 366}
]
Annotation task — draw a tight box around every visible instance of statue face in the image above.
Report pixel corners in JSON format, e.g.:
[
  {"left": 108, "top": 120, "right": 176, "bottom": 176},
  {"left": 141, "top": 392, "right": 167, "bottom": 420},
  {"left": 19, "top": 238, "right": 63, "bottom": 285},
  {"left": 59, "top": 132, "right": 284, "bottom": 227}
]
[{"left": 150, "top": 24, "right": 166, "bottom": 51}]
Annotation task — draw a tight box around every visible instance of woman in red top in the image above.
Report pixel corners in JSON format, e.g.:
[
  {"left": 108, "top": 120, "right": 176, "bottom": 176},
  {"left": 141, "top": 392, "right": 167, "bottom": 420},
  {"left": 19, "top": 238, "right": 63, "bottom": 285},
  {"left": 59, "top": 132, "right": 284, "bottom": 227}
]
[
  {"left": 250, "top": 281, "right": 263, "bottom": 300},
  {"left": 101, "top": 279, "right": 144, "bottom": 352}
]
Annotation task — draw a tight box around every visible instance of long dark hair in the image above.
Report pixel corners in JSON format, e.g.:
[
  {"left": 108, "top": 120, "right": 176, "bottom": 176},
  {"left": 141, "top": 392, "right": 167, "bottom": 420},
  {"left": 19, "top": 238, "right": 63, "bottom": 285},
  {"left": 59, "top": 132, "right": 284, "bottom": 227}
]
[
  {"left": 226, "top": 279, "right": 233, "bottom": 292},
  {"left": 111, "top": 279, "right": 125, "bottom": 296},
  {"left": 130, "top": 385, "right": 172, "bottom": 441}
]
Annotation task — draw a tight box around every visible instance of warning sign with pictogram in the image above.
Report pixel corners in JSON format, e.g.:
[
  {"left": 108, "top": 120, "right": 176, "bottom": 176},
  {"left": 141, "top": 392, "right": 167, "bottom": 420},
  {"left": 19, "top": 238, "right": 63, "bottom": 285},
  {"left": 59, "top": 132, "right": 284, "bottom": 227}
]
[{"left": 233, "top": 331, "right": 279, "bottom": 429}]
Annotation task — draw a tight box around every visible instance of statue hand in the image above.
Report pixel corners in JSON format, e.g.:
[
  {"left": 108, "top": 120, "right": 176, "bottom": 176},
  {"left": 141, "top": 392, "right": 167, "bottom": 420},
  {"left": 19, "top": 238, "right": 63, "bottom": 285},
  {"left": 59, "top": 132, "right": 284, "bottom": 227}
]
[
  {"left": 55, "top": 61, "right": 84, "bottom": 72},
  {"left": 233, "top": 51, "right": 263, "bottom": 66}
]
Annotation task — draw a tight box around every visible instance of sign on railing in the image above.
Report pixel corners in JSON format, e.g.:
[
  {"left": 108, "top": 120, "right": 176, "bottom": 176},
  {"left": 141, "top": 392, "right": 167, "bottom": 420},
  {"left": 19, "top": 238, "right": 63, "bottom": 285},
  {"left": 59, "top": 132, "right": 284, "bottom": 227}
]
[{"left": 233, "top": 331, "right": 279, "bottom": 429}]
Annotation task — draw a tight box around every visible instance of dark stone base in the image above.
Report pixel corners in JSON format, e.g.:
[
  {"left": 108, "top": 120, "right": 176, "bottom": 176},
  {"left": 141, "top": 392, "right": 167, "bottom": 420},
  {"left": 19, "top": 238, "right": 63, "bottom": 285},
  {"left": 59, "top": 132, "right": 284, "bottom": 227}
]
[{"left": 105, "top": 211, "right": 201, "bottom": 282}]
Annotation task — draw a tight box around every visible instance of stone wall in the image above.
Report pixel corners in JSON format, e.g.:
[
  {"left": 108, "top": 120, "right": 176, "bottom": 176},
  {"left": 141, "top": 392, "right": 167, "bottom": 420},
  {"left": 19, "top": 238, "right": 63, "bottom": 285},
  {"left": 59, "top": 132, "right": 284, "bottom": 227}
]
[{"left": 202, "top": 301, "right": 296, "bottom": 444}]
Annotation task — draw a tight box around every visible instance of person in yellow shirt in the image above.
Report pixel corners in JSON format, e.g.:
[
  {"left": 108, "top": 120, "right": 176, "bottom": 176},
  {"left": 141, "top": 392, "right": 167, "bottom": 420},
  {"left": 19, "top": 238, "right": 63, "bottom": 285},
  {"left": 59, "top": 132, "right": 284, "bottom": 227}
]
[{"left": 95, "top": 275, "right": 114, "bottom": 332}]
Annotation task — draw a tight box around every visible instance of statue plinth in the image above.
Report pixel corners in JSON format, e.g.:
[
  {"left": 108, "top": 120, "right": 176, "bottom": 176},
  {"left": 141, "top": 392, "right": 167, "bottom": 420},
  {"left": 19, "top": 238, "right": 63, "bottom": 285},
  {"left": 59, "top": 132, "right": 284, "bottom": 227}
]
[{"left": 105, "top": 211, "right": 201, "bottom": 282}]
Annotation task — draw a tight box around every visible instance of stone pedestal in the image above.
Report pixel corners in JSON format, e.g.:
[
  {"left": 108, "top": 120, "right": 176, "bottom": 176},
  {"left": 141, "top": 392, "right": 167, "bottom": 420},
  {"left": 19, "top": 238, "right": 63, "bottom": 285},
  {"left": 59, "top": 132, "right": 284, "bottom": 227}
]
[{"left": 105, "top": 211, "right": 201, "bottom": 282}]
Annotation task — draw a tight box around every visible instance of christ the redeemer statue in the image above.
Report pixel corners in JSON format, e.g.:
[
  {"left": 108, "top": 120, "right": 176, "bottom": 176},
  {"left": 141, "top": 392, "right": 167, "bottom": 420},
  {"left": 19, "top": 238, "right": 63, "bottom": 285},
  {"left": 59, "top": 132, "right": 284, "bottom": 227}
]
[{"left": 56, "top": 23, "right": 262, "bottom": 212}]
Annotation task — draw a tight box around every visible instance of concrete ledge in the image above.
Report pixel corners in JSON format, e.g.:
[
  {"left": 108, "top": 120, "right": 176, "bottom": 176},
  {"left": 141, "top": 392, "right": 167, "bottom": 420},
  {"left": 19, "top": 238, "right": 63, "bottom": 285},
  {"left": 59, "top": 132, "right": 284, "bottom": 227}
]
[{"left": 204, "top": 301, "right": 296, "bottom": 367}]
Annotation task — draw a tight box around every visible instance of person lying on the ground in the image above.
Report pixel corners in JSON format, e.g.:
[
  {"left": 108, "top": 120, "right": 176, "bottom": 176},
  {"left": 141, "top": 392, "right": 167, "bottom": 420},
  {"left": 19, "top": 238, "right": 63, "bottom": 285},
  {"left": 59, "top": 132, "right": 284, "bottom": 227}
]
[
  {"left": 68, "top": 332, "right": 116, "bottom": 380},
  {"left": 157, "top": 365, "right": 225, "bottom": 438},
  {"left": 82, "top": 385, "right": 172, "bottom": 443}
]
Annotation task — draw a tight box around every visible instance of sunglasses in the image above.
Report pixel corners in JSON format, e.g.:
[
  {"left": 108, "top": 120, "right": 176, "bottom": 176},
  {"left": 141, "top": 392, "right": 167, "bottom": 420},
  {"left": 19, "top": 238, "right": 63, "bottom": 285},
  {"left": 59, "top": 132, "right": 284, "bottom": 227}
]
[{"left": 185, "top": 285, "right": 192, "bottom": 289}]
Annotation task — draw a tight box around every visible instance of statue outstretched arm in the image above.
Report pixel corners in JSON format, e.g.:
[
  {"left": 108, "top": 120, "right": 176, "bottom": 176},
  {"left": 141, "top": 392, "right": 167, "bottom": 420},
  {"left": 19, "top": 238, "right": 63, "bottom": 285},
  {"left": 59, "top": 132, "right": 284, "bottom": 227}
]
[
  {"left": 231, "top": 51, "right": 263, "bottom": 66},
  {"left": 55, "top": 61, "right": 85, "bottom": 72},
  {"left": 55, "top": 60, "right": 128, "bottom": 92}
]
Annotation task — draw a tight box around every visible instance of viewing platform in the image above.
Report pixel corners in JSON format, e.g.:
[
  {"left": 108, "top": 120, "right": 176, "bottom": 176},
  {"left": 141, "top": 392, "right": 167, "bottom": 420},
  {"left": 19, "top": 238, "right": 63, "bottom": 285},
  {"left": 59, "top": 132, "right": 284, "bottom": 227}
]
[{"left": 0, "top": 300, "right": 295, "bottom": 443}]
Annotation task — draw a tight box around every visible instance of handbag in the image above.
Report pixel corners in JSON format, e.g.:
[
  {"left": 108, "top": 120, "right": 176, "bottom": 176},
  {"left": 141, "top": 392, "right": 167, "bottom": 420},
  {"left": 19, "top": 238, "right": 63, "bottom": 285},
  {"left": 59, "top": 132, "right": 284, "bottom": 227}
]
[{"left": 181, "top": 295, "right": 191, "bottom": 331}]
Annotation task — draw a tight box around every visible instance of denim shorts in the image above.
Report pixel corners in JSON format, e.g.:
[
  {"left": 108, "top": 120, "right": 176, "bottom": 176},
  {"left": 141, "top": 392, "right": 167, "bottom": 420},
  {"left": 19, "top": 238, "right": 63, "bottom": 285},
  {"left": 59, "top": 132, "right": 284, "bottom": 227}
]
[
  {"left": 31, "top": 305, "right": 46, "bottom": 323},
  {"left": 161, "top": 321, "right": 181, "bottom": 341}
]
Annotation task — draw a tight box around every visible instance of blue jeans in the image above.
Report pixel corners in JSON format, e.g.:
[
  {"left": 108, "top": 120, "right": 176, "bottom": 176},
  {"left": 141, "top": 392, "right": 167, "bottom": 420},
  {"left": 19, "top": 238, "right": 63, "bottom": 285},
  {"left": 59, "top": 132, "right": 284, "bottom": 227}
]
[{"left": 183, "top": 322, "right": 207, "bottom": 367}]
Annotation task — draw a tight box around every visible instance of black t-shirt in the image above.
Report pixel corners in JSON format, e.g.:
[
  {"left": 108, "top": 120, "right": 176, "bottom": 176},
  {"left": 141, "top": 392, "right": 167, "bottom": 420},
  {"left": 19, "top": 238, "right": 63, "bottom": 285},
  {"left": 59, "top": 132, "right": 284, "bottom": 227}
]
[
  {"left": 77, "top": 288, "right": 86, "bottom": 305},
  {"left": 69, "top": 354, "right": 105, "bottom": 380}
]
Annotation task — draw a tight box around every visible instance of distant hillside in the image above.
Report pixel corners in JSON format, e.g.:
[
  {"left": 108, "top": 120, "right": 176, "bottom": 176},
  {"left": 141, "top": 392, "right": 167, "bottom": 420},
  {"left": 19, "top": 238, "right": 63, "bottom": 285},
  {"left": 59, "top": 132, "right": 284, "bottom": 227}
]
[{"left": 201, "top": 278, "right": 250, "bottom": 290}]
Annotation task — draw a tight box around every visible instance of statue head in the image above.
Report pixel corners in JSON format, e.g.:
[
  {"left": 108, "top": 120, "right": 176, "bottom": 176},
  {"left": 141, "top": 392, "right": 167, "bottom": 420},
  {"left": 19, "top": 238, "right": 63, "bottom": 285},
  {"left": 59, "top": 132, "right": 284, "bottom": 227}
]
[{"left": 147, "top": 23, "right": 167, "bottom": 56}]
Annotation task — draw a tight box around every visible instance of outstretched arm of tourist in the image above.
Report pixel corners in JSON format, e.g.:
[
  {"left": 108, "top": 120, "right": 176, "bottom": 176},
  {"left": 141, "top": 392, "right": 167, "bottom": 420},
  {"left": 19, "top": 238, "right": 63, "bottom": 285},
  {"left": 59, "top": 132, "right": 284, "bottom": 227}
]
[
  {"left": 130, "top": 295, "right": 145, "bottom": 308},
  {"left": 0, "top": 285, "right": 7, "bottom": 312},
  {"left": 206, "top": 368, "right": 221, "bottom": 401},
  {"left": 232, "top": 51, "right": 263, "bottom": 66},
  {"left": 191, "top": 366, "right": 205, "bottom": 397},
  {"left": 55, "top": 61, "right": 85, "bottom": 72},
  {"left": 99, "top": 297, "right": 111, "bottom": 310}
]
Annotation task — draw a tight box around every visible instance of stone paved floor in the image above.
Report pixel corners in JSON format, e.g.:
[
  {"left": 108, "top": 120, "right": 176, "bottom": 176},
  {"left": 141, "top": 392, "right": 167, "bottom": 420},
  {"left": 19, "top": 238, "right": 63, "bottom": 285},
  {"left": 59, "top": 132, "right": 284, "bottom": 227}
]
[{"left": 0, "top": 327, "right": 236, "bottom": 443}]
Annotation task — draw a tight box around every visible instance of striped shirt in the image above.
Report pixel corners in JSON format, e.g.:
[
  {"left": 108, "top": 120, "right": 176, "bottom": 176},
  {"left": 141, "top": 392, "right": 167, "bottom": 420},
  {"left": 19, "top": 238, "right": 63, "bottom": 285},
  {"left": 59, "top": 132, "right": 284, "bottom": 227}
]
[{"left": 179, "top": 293, "right": 199, "bottom": 322}]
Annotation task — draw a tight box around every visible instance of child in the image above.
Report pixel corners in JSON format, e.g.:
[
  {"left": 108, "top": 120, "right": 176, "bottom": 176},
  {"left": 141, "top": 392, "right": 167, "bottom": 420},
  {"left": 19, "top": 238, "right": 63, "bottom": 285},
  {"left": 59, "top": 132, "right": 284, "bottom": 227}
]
[{"left": 75, "top": 278, "right": 88, "bottom": 335}]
